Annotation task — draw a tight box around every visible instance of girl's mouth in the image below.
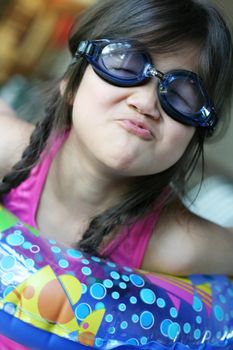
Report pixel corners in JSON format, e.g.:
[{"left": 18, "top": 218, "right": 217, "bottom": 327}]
[{"left": 117, "top": 119, "right": 153, "bottom": 140}]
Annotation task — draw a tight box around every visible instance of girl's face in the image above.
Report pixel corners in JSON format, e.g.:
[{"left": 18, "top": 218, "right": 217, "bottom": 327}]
[{"left": 70, "top": 48, "right": 197, "bottom": 177}]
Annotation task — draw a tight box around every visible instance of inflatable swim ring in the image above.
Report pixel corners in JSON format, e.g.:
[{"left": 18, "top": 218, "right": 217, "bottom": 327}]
[{"left": 0, "top": 205, "right": 232, "bottom": 350}]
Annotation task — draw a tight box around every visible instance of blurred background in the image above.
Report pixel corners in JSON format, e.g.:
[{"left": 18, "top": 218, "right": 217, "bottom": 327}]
[
  {"left": 0, "top": 0, "right": 97, "bottom": 120},
  {"left": 0, "top": 0, "right": 233, "bottom": 224}
]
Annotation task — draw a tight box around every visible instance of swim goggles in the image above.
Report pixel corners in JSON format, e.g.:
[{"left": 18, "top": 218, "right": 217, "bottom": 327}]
[{"left": 74, "top": 39, "right": 217, "bottom": 132}]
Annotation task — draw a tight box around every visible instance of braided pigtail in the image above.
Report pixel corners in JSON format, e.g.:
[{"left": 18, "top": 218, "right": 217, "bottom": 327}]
[
  {"left": 77, "top": 172, "right": 173, "bottom": 256},
  {"left": 0, "top": 88, "right": 63, "bottom": 199},
  {"left": 78, "top": 205, "right": 129, "bottom": 256}
]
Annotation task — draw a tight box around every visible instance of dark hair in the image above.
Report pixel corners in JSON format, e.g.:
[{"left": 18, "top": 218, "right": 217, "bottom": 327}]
[{"left": 1, "top": 0, "right": 233, "bottom": 255}]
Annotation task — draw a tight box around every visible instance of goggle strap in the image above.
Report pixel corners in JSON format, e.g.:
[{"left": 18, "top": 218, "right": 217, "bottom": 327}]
[{"left": 75, "top": 41, "right": 97, "bottom": 58}]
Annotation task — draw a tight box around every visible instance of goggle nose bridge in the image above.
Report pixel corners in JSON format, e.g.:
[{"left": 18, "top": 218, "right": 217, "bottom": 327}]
[{"left": 145, "top": 65, "right": 165, "bottom": 81}]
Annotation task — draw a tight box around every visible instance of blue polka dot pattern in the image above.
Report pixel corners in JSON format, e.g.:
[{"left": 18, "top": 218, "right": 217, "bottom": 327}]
[
  {"left": 119, "top": 282, "right": 127, "bottom": 289},
  {"left": 81, "top": 283, "right": 87, "bottom": 294},
  {"left": 122, "top": 275, "right": 130, "bottom": 282},
  {"left": 23, "top": 241, "right": 32, "bottom": 250},
  {"left": 91, "top": 256, "right": 101, "bottom": 263},
  {"left": 120, "top": 321, "right": 128, "bottom": 329},
  {"left": 140, "top": 311, "right": 154, "bottom": 329},
  {"left": 105, "top": 314, "right": 113, "bottom": 323},
  {"left": 108, "top": 326, "right": 115, "bottom": 334},
  {"left": 95, "top": 302, "right": 105, "bottom": 310},
  {"left": 95, "top": 337, "right": 104, "bottom": 347},
  {"left": 75, "top": 303, "right": 91, "bottom": 320},
  {"left": 132, "top": 314, "right": 139, "bottom": 323},
  {"left": 0, "top": 255, "right": 16, "bottom": 270},
  {"left": 51, "top": 246, "right": 61, "bottom": 254},
  {"left": 81, "top": 266, "right": 91, "bottom": 276},
  {"left": 111, "top": 291, "right": 120, "bottom": 300},
  {"left": 103, "top": 279, "right": 113, "bottom": 288},
  {"left": 118, "top": 303, "right": 126, "bottom": 312},
  {"left": 183, "top": 322, "right": 191, "bottom": 334},
  {"left": 170, "top": 307, "right": 178, "bottom": 318},
  {"left": 110, "top": 271, "right": 120, "bottom": 280},
  {"left": 127, "top": 338, "right": 139, "bottom": 345},
  {"left": 6, "top": 231, "right": 24, "bottom": 246},
  {"left": 168, "top": 322, "right": 180, "bottom": 340},
  {"left": 25, "top": 259, "right": 35, "bottom": 269},
  {"left": 157, "top": 298, "right": 166, "bottom": 308},
  {"left": 214, "top": 305, "right": 224, "bottom": 321},
  {"left": 140, "top": 288, "right": 156, "bottom": 304},
  {"left": 58, "top": 259, "right": 69, "bottom": 268},
  {"left": 129, "top": 296, "right": 137, "bottom": 304},
  {"left": 67, "top": 249, "right": 82, "bottom": 259},
  {"left": 90, "top": 283, "right": 106, "bottom": 300},
  {"left": 194, "top": 328, "right": 201, "bottom": 340},
  {"left": 160, "top": 319, "right": 172, "bottom": 337},
  {"left": 130, "top": 274, "right": 145, "bottom": 287},
  {"left": 140, "top": 336, "right": 147, "bottom": 345},
  {"left": 192, "top": 296, "right": 203, "bottom": 312}
]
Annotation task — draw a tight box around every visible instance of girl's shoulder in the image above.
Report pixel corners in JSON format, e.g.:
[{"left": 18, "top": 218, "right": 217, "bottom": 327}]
[
  {"left": 0, "top": 101, "right": 34, "bottom": 179},
  {"left": 141, "top": 199, "right": 198, "bottom": 275},
  {"left": 141, "top": 197, "right": 233, "bottom": 276}
]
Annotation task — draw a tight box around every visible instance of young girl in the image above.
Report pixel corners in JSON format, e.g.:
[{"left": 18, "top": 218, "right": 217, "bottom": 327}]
[{"left": 0, "top": 0, "right": 233, "bottom": 276}]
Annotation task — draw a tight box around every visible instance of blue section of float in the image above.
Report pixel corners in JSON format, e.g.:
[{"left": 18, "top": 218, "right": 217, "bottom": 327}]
[
  {"left": 0, "top": 309, "right": 232, "bottom": 350},
  {"left": 0, "top": 309, "right": 93, "bottom": 350}
]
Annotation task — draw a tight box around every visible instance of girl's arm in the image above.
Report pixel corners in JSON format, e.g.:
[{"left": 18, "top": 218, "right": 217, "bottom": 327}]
[
  {"left": 0, "top": 99, "right": 34, "bottom": 179},
  {"left": 142, "top": 199, "right": 233, "bottom": 275}
]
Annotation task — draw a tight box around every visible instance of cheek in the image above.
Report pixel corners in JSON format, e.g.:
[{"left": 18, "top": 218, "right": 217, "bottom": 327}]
[
  {"left": 162, "top": 125, "right": 195, "bottom": 164},
  {"left": 72, "top": 66, "right": 120, "bottom": 111},
  {"left": 72, "top": 78, "right": 102, "bottom": 114},
  {"left": 71, "top": 65, "right": 131, "bottom": 118}
]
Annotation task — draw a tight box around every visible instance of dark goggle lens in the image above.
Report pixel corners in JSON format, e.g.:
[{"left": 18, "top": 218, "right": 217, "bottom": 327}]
[
  {"left": 161, "top": 76, "right": 206, "bottom": 115},
  {"left": 98, "top": 42, "right": 145, "bottom": 79}
]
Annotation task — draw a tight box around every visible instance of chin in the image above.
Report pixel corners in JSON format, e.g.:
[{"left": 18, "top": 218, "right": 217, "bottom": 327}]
[
  {"left": 105, "top": 158, "right": 135, "bottom": 173},
  {"left": 103, "top": 158, "right": 148, "bottom": 177}
]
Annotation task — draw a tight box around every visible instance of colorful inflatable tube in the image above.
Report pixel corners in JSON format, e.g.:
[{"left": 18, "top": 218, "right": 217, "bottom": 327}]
[{"left": 0, "top": 205, "right": 232, "bottom": 350}]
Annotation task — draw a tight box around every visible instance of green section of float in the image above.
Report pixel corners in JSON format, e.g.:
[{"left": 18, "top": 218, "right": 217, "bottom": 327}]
[
  {"left": 24, "top": 223, "right": 39, "bottom": 237},
  {"left": 0, "top": 205, "right": 18, "bottom": 231},
  {"left": 0, "top": 205, "right": 39, "bottom": 236}
]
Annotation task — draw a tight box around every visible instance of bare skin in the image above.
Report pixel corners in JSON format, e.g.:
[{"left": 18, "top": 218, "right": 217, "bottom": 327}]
[{"left": 142, "top": 200, "right": 233, "bottom": 275}]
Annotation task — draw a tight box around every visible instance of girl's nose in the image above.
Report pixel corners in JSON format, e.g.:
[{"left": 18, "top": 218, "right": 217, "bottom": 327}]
[{"left": 126, "top": 80, "right": 161, "bottom": 119}]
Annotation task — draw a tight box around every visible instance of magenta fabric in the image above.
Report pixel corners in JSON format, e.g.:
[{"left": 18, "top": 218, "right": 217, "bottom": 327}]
[
  {"left": 101, "top": 209, "right": 160, "bottom": 268},
  {"left": 3, "top": 133, "right": 67, "bottom": 228},
  {"left": 0, "top": 335, "right": 29, "bottom": 350},
  {"left": 3, "top": 133, "right": 160, "bottom": 269}
]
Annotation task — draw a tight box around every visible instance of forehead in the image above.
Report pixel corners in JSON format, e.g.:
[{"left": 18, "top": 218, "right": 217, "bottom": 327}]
[{"left": 149, "top": 45, "right": 200, "bottom": 73}]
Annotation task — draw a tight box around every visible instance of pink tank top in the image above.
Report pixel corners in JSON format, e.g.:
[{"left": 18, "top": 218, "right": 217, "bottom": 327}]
[{"left": 3, "top": 133, "right": 160, "bottom": 269}]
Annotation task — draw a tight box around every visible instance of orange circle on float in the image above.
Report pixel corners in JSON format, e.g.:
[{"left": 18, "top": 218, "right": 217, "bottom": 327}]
[
  {"left": 38, "top": 279, "right": 74, "bottom": 324},
  {"left": 79, "top": 331, "right": 95, "bottom": 346},
  {"left": 23, "top": 285, "right": 35, "bottom": 300}
]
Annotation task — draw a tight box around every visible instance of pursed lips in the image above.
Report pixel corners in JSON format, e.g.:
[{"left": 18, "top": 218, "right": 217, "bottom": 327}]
[{"left": 117, "top": 118, "right": 154, "bottom": 140}]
